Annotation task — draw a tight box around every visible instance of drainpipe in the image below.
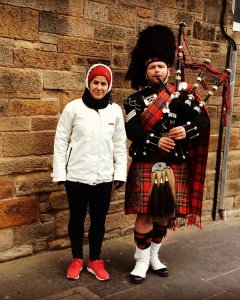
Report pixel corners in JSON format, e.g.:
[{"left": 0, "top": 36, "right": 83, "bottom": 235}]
[
  {"left": 218, "top": 47, "right": 237, "bottom": 221},
  {"left": 212, "top": 0, "right": 237, "bottom": 221}
]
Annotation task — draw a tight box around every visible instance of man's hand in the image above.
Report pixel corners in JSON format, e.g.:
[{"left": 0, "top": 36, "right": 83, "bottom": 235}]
[
  {"left": 168, "top": 126, "right": 186, "bottom": 140},
  {"left": 158, "top": 136, "right": 175, "bottom": 152}
]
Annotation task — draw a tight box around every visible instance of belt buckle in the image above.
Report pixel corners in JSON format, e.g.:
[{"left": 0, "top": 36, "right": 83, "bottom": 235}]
[{"left": 151, "top": 162, "right": 167, "bottom": 172}]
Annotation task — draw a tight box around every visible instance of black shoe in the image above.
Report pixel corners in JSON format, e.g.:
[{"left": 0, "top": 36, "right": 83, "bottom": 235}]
[
  {"left": 151, "top": 267, "right": 169, "bottom": 277},
  {"left": 130, "top": 274, "right": 145, "bottom": 284}
]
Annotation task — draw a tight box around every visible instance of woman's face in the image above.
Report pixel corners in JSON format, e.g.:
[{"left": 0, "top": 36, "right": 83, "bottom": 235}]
[
  {"left": 146, "top": 61, "right": 170, "bottom": 85},
  {"left": 89, "top": 76, "right": 109, "bottom": 100}
]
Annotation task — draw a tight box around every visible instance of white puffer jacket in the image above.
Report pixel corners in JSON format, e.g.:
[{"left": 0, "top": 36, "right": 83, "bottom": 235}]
[{"left": 51, "top": 98, "right": 127, "bottom": 185}]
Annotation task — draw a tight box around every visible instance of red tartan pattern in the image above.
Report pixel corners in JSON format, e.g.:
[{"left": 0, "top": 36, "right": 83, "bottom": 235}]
[
  {"left": 125, "top": 161, "right": 189, "bottom": 216},
  {"left": 125, "top": 84, "right": 210, "bottom": 228},
  {"left": 141, "top": 85, "right": 176, "bottom": 130}
]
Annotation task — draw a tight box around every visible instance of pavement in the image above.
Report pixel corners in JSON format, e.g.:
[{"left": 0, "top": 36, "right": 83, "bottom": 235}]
[{"left": 0, "top": 217, "right": 240, "bottom": 300}]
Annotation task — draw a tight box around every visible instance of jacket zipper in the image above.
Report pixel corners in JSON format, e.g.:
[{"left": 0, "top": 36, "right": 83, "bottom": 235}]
[{"left": 65, "top": 147, "right": 72, "bottom": 173}]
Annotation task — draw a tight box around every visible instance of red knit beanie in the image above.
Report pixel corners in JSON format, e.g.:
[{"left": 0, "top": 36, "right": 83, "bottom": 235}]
[{"left": 88, "top": 65, "right": 112, "bottom": 86}]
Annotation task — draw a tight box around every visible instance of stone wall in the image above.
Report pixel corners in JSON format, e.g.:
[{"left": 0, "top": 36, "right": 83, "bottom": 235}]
[{"left": 0, "top": 0, "right": 239, "bottom": 262}]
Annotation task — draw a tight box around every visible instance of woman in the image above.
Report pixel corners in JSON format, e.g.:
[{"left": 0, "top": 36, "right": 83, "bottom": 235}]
[
  {"left": 124, "top": 25, "right": 210, "bottom": 284},
  {"left": 52, "top": 63, "right": 127, "bottom": 281}
]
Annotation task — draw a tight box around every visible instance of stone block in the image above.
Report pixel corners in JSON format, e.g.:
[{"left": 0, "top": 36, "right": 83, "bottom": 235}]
[
  {"left": 108, "top": 200, "right": 124, "bottom": 214},
  {"left": 39, "top": 32, "right": 58, "bottom": 45},
  {"left": 0, "top": 99, "right": 8, "bottom": 116},
  {"left": 84, "top": 1, "right": 108, "bottom": 22},
  {"left": 58, "top": 37, "right": 111, "bottom": 58},
  {"left": 33, "top": 240, "right": 48, "bottom": 253},
  {"left": 14, "top": 49, "right": 72, "bottom": 70},
  {"left": 229, "top": 128, "right": 240, "bottom": 150},
  {"left": 203, "top": 0, "right": 222, "bottom": 24},
  {"left": 205, "top": 180, "right": 215, "bottom": 200},
  {"left": 112, "top": 53, "right": 128, "bottom": 68},
  {"left": 226, "top": 179, "right": 240, "bottom": 197},
  {"left": 206, "top": 152, "right": 217, "bottom": 171},
  {"left": 43, "top": 70, "right": 85, "bottom": 91},
  {"left": 111, "top": 88, "right": 130, "bottom": 107},
  {"left": 0, "top": 245, "right": 33, "bottom": 263},
  {"left": 55, "top": 210, "right": 69, "bottom": 237},
  {"left": 205, "top": 169, "right": 215, "bottom": 182},
  {"left": 31, "top": 116, "right": 59, "bottom": 131},
  {"left": 175, "top": 11, "right": 193, "bottom": 26},
  {"left": 208, "top": 135, "right": 219, "bottom": 152},
  {"left": 7, "top": 99, "right": 59, "bottom": 117},
  {"left": 0, "top": 156, "right": 50, "bottom": 176},
  {"left": 0, "top": 196, "right": 38, "bottom": 229},
  {"left": 59, "top": 91, "right": 83, "bottom": 112},
  {"left": 0, "top": 228, "right": 13, "bottom": 251},
  {"left": 39, "top": 12, "right": 94, "bottom": 38},
  {"left": 109, "top": 3, "right": 136, "bottom": 26},
  {"left": 234, "top": 195, "right": 240, "bottom": 208},
  {"left": 49, "top": 191, "right": 68, "bottom": 210},
  {"left": 105, "top": 211, "right": 135, "bottom": 232},
  {"left": 126, "top": 0, "right": 152, "bottom": 8},
  {"left": 0, "top": 133, "right": 2, "bottom": 156},
  {"left": 14, "top": 221, "right": 55, "bottom": 246},
  {"left": 0, "top": 4, "right": 38, "bottom": 40},
  {"left": 112, "top": 70, "right": 127, "bottom": 88},
  {"left": 202, "top": 199, "right": 214, "bottom": 213},
  {"left": 0, "top": 0, "right": 83, "bottom": 17},
  {"left": 0, "top": 68, "right": 42, "bottom": 97},
  {"left": 0, "top": 44, "right": 13, "bottom": 66},
  {"left": 0, "top": 117, "right": 30, "bottom": 131},
  {"left": 48, "top": 237, "right": 70, "bottom": 250},
  {"left": 95, "top": 24, "right": 135, "bottom": 42},
  {"left": 137, "top": 7, "right": 154, "bottom": 19},
  {"left": 15, "top": 172, "right": 58, "bottom": 196},
  {"left": 0, "top": 176, "right": 14, "bottom": 199},
  {"left": 193, "top": 21, "right": 215, "bottom": 41},
  {"left": 222, "top": 197, "right": 235, "bottom": 210},
  {"left": 2, "top": 131, "right": 55, "bottom": 157},
  {"left": 228, "top": 150, "right": 240, "bottom": 161},
  {"left": 229, "top": 161, "right": 240, "bottom": 179}
]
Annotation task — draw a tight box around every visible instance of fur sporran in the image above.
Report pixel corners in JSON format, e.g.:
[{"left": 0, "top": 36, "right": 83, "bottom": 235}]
[{"left": 149, "top": 162, "right": 176, "bottom": 221}]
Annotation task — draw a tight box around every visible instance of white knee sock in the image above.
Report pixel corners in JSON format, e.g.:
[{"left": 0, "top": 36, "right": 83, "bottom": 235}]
[
  {"left": 150, "top": 242, "right": 167, "bottom": 270},
  {"left": 131, "top": 246, "right": 150, "bottom": 278}
]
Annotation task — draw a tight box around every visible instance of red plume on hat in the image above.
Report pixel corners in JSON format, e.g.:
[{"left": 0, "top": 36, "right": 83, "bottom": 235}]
[
  {"left": 125, "top": 25, "right": 176, "bottom": 90},
  {"left": 86, "top": 64, "right": 112, "bottom": 92}
]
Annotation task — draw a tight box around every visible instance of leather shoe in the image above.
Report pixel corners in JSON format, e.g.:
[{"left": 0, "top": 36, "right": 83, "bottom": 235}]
[
  {"left": 151, "top": 267, "right": 169, "bottom": 277},
  {"left": 130, "top": 274, "right": 145, "bottom": 284}
]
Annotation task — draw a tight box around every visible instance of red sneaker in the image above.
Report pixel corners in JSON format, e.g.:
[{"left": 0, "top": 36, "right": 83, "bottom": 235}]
[
  {"left": 66, "top": 258, "right": 83, "bottom": 280},
  {"left": 87, "top": 259, "right": 109, "bottom": 281}
]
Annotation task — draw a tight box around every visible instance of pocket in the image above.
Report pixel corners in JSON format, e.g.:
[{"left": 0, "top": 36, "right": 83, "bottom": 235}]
[{"left": 65, "top": 147, "right": 72, "bottom": 172}]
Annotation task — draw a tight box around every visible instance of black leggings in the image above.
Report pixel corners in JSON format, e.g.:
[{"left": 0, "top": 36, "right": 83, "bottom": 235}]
[{"left": 65, "top": 181, "right": 112, "bottom": 261}]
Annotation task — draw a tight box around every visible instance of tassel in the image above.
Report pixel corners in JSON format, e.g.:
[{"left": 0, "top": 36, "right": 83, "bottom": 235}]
[
  {"left": 149, "top": 173, "right": 159, "bottom": 218},
  {"left": 163, "top": 175, "right": 176, "bottom": 218}
]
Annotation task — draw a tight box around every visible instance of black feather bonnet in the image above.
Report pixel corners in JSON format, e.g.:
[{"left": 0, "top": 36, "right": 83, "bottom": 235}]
[{"left": 125, "top": 24, "right": 176, "bottom": 90}]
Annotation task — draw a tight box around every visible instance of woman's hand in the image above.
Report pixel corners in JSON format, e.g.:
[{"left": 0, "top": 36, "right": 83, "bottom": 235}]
[
  {"left": 158, "top": 136, "right": 175, "bottom": 152},
  {"left": 168, "top": 126, "right": 186, "bottom": 140}
]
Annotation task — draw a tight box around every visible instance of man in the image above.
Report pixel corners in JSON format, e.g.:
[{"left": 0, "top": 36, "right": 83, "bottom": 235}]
[{"left": 124, "top": 24, "right": 210, "bottom": 284}]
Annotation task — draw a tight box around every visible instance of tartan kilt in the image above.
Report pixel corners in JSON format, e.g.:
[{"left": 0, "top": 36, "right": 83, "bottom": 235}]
[{"left": 125, "top": 160, "right": 190, "bottom": 217}]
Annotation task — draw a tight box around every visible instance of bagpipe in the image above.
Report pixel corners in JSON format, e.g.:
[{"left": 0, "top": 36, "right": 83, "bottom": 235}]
[
  {"left": 149, "top": 22, "right": 231, "bottom": 221},
  {"left": 155, "top": 21, "right": 232, "bottom": 164},
  {"left": 159, "top": 21, "right": 231, "bottom": 129}
]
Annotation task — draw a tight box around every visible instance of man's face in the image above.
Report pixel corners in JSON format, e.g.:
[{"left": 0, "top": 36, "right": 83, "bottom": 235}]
[{"left": 146, "top": 61, "right": 170, "bottom": 85}]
